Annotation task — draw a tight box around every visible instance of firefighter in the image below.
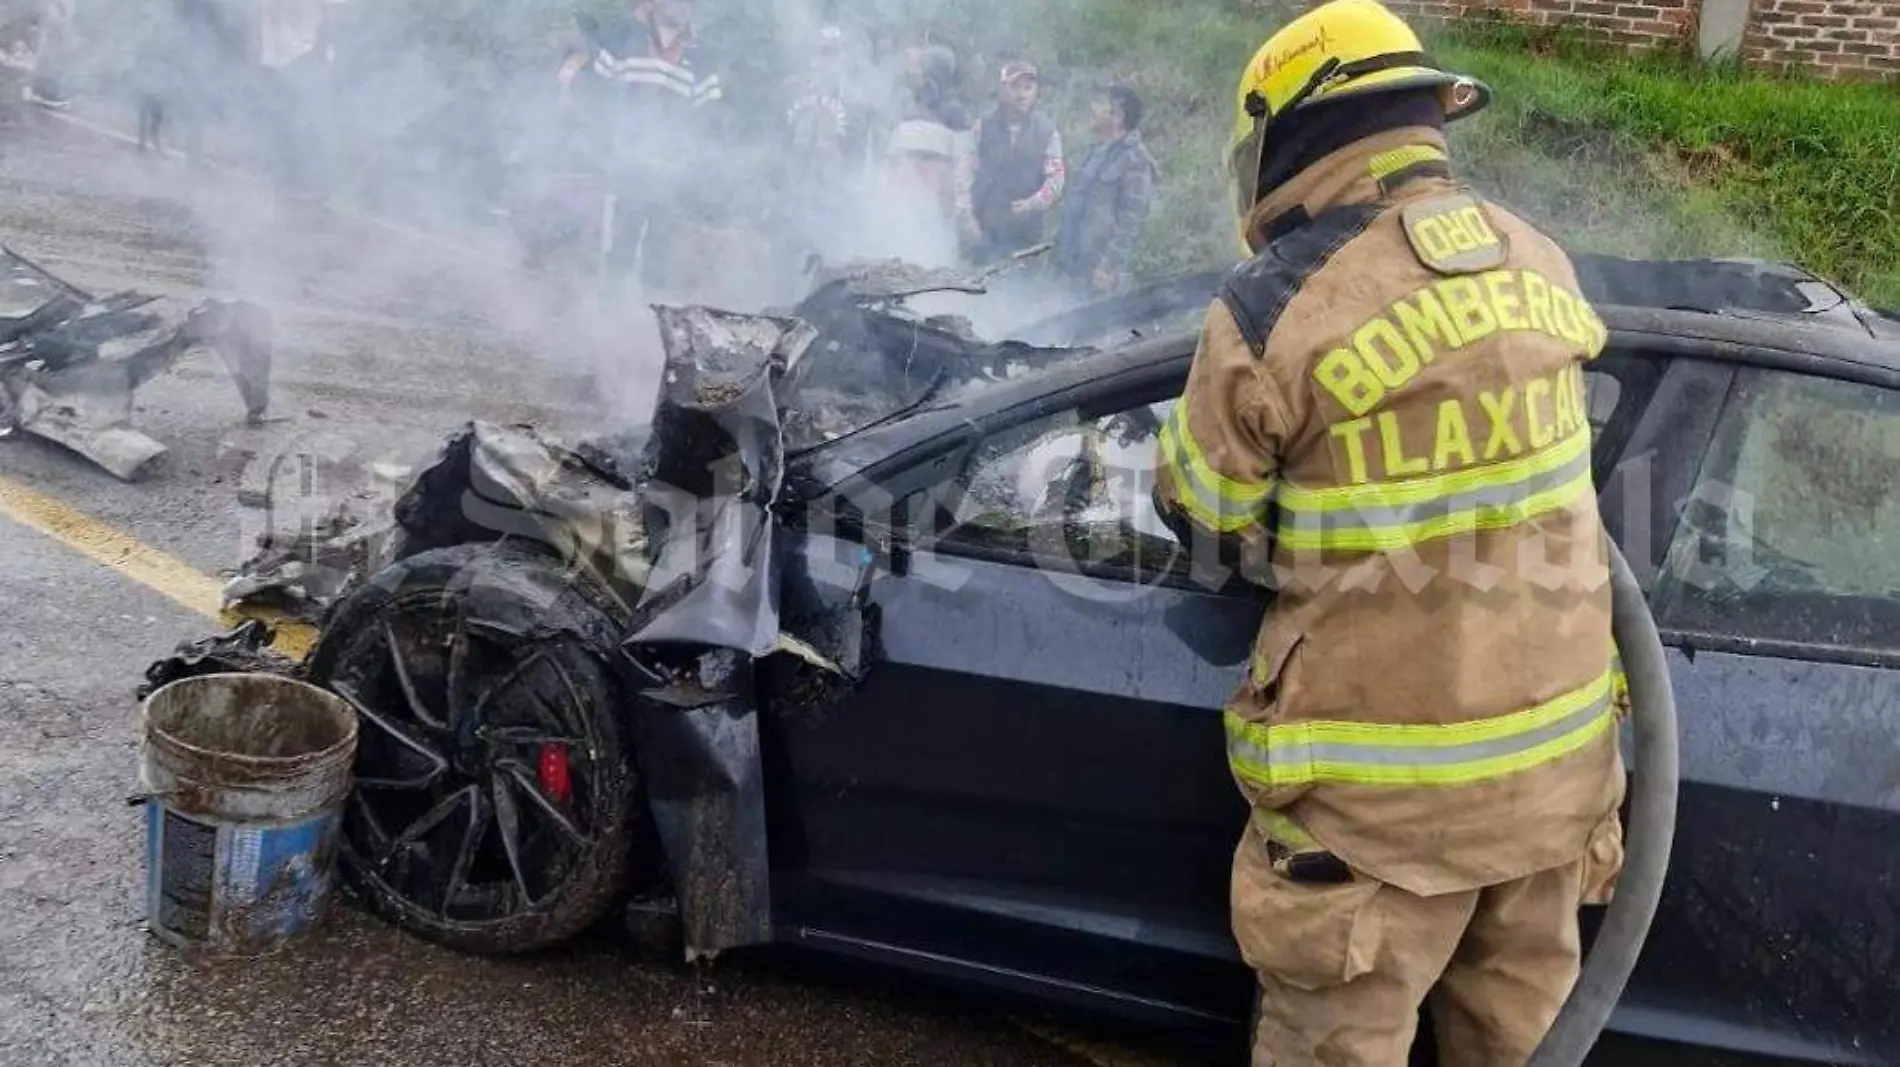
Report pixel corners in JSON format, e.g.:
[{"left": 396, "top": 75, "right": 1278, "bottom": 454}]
[{"left": 1150, "top": 2, "right": 1628, "bottom": 1064}]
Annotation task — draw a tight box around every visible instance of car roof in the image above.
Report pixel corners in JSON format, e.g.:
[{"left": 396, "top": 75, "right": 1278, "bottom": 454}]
[
  {"left": 1573, "top": 253, "right": 1900, "bottom": 341},
  {"left": 1584, "top": 254, "right": 1900, "bottom": 388},
  {"left": 1018, "top": 254, "right": 1900, "bottom": 379}
]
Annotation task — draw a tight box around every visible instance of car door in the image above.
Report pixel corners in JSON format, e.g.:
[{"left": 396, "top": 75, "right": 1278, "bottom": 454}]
[
  {"left": 759, "top": 344, "right": 1664, "bottom": 1026},
  {"left": 1604, "top": 363, "right": 1900, "bottom": 1065},
  {"left": 764, "top": 372, "right": 1270, "bottom": 1024}
]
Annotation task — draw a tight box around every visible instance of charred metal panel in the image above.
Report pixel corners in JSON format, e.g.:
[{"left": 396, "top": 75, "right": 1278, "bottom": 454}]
[
  {"left": 629, "top": 305, "right": 807, "bottom": 657},
  {"left": 613, "top": 306, "right": 814, "bottom": 956}
]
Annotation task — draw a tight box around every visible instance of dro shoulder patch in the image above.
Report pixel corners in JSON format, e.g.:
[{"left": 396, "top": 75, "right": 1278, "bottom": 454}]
[{"left": 1401, "top": 193, "right": 1508, "bottom": 275}]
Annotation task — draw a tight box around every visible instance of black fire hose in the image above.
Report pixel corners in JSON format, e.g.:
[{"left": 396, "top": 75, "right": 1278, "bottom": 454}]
[{"left": 1525, "top": 537, "right": 1681, "bottom": 1066}]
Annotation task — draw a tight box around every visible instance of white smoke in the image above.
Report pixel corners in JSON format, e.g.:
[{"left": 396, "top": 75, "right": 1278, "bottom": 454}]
[{"left": 33, "top": 0, "right": 1088, "bottom": 438}]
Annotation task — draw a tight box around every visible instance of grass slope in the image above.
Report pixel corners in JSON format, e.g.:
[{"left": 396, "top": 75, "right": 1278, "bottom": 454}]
[{"left": 1443, "top": 19, "right": 1900, "bottom": 309}]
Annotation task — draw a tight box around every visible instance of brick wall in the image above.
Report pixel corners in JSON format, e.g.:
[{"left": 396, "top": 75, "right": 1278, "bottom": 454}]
[
  {"left": 1741, "top": 0, "right": 1900, "bottom": 78},
  {"left": 1374, "top": 0, "right": 1900, "bottom": 79},
  {"left": 1383, "top": 0, "right": 1697, "bottom": 49}
]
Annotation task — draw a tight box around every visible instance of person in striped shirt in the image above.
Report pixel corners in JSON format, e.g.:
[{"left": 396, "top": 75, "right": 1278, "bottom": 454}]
[{"left": 558, "top": 0, "right": 724, "bottom": 293}]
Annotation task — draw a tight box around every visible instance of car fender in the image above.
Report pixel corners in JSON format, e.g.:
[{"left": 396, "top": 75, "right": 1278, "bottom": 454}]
[{"left": 623, "top": 647, "right": 774, "bottom": 961}]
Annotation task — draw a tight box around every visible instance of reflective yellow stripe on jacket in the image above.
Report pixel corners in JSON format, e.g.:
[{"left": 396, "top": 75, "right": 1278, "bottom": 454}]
[
  {"left": 1273, "top": 427, "right": 1592, "bottom": 553},
  {"left": 1226, "top": 670, "right": 1618, "bottom": 789},
  {"left": 1253, "top": 807, "right": 1321, "bottom": 852},
  {"left": 1157, "top": 401, "right": 1275, "bottom": 534}
]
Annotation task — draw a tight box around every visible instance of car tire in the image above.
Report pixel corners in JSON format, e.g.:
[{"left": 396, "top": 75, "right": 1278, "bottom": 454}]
[{"left": 306, "top": 540, "right": 643, "bottom": 955}]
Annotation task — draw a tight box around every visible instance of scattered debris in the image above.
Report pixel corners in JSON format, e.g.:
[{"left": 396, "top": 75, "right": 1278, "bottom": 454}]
[
  {"left": 219, "top": 420, "right": 653, "bottom": 623},
  {"left": 221, "top": 500, "right": 401, "bottom": 624},
  {"left": 138, "top": 619, "right": 300, "bottom": 702},
  {"left": 0, "top": 246, "right": 272, "bottom": 481}
]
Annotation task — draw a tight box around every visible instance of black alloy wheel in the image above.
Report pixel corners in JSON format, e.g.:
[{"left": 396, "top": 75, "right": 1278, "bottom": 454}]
[{"left": 306, "top": 542, "right": 642, "bottom": 954}]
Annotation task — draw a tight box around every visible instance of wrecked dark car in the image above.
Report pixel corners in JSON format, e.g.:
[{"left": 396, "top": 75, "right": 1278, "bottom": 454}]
[{"left": 202, "top": 254, "right": 1900, "bottom": 1064}]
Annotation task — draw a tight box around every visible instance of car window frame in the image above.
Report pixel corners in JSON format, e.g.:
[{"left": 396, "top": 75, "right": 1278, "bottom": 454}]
[
  {"left": 1593, "top": 353, "right": 1734, "bottom": 588},
  {"left": 1583, "top": 347, "right": 1665, "bottom": 487}
]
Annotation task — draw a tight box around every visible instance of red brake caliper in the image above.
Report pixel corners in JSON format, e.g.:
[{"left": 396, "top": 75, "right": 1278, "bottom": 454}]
[{"left": 537, "top": 743, "right": 573, "bottom": 806}]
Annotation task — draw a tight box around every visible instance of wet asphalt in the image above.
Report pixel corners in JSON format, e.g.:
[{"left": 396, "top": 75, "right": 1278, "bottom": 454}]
[{"left": 0, "top": 84, "right": 1100, "bottom": 1067}]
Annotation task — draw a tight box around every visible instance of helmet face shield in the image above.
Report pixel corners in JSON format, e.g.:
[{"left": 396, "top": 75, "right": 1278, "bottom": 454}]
[{"left": 1228, "top": 119, "right": 1268, "bottom": 237}]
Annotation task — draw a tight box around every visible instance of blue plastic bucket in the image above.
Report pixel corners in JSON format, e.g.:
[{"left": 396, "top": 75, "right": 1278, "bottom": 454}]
[{"left": 140, "top": 672, "right": 358, "bottom": 954}]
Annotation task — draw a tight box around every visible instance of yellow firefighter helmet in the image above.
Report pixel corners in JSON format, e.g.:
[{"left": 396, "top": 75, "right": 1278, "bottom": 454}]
[{"left": 1227, "top": 0, "right": 1491, "bottom": 239}]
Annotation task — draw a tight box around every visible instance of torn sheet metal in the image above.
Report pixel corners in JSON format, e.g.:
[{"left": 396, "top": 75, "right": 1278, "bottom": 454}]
[
  {"left": 393, "top": 420, "right": 651, "bottom": 598},
  {"left": 608, "top": 306, "right": 813, "bottom": 958},
  {"left": 775, "top": 260, "right": 1092, "bottom": 453},
  {"left": 221, "top": 430, "right": 408, "bottom": 620},
  {"left": 221, "top": 420, "right": 653, "bottom": 623},
  {"left": 626, "top": 305, "right": 807, "bottom": 657},
  {"left": 0, "top": 249, "right": 272, "bottom": 481},
  {"left": 222, "top": 503, "right": 404, "bottom": 623}
]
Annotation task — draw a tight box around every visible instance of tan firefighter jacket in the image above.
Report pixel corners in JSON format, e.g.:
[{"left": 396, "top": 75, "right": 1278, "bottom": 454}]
[{"left": 1154, "top": 126, "right": 1626, "bottom": 897}]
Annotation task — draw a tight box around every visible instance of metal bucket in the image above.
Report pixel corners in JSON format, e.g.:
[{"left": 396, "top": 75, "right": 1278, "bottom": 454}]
[{"left": 140, "top": 672, "right": 358, "bottom": 954}]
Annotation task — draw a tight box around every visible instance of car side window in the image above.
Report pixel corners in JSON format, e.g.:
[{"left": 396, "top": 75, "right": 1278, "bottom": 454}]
[
  {"left": 1652, "top": 367, "right": 1900, "bottom": 655},
  {"left": 914, "top": 395, "right": 1191, "bottom": 583}
]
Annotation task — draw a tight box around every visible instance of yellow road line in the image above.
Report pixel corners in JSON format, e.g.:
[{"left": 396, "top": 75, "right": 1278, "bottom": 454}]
[{"left": 0, "top": 474, "right": 319, "bottom": 659}]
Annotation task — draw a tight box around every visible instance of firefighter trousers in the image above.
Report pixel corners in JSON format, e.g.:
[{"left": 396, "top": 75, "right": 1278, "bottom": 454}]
[{"left": 1234, "top": 817, "right": 1622, "bottom": 1067}]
